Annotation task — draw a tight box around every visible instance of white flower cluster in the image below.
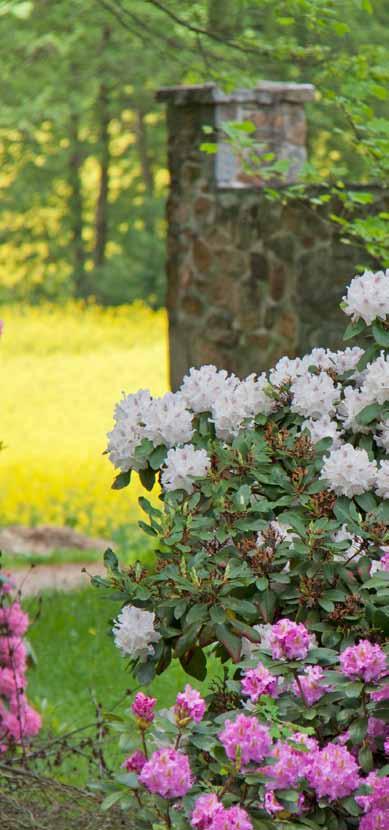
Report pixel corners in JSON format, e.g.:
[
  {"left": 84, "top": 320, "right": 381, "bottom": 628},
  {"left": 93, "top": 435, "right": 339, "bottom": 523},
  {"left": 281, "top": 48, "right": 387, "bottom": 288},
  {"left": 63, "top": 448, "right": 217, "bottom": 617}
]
[
  {"left": 107, "top": 390, "right": 193, "bottom": 473},
  {"left": 107, "top": 270, "right": 389, "bottom": 497},
  {"left": 320, "top": 444, "right": 377, "bottom": 498},
  {"left": 161, "top": 445, "right": 211, "bottom": 494},
  {"left": 113, "top": 605, "right": 161, "bottom": 661},
  {"left": 343, "top": 269, "right": 389, "bottom": 325}
]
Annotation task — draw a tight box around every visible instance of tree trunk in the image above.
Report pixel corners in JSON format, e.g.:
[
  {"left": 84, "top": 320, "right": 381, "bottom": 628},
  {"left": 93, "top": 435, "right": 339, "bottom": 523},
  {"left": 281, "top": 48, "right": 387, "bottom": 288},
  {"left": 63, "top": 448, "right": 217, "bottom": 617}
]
[
  {"left": 68, "top": 112, "right": 86, "bottom": 297},
  {"left": 93, "top": 24, "right": 111, "bottom": 270}
]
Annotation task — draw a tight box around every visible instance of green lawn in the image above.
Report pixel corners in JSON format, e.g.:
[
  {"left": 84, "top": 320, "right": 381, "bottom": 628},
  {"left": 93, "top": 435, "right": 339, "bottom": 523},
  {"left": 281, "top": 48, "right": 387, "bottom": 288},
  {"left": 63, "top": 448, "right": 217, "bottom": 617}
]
[{"left": 24, "top": 586, "right": 222, "bottom": 783}]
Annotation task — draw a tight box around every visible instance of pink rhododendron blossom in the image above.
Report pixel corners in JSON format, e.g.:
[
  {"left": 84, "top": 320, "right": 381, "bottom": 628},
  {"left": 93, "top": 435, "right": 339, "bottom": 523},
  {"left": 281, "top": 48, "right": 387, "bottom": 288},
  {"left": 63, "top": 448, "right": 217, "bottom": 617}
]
[
  {"left": 210, "top": 805, "right": 253, "bottom": 830},
  {"left": 292, "top": 665, "right": 331, "bottom": 705},
  {"left": 269, "top": 618, "right": 311, "bottom": 660},
  {"left": 131, "top": 692, "right": 156, "bottom": 723},
  {"left": 264, "top": 790, "right": 283, "bottom": 815},
  {"left": 368, "top": 718, "right": 389, "bottom": 740},
  {"left": 0, "top": 637, "right": 27, "bottom": 672},
  {"left": 191, "top": 794, "right": 223, "bottom": 829},
  {"left": 340, "top": 640, "right": 387, "bottom": 682},
  {"left": 139, "top": 747, "right": 193, "bottom": 798},
  {"left": 175, "top": 684, "right": 206, "bottom": 724},
  {"left": 265, "top": 733, "right": 318, "bottom": 790},
  {"left": 0, "top": 667, "right": 26, "bottom": 699},
  {"left": 0, "top": 603, "right": 29, "bottom": 637},
  {"left": 241, "top": 662, "right": 278, "bottom": 702},
  {"left": 219, "top": 714, "right": 272, "bottom": 766},
  {"left": 1, "top": 702, "right": 41, "bottom": 742},
  {"left": 306, "top": 743, "right": 360, "bottom": 801},
  {"left": 122, "top": 750, "right": 146, "bottom": 773},
  {"left": 370, "top": 684, "right": 389, "bottom": 703},
  {"left": 356, "top": 773, "right": 389, "bottom": 830}
]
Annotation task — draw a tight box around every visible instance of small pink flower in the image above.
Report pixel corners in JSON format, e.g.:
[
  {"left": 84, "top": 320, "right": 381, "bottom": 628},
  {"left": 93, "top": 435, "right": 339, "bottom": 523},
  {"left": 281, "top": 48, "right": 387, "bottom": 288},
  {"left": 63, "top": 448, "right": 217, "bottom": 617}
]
[
  {"left": 175, "top": 684, "right": 206, "bottom": 724},
  {"left": 306, "top": 742, "right": 360, "bottom": 801},
  {"left": 269, "top": 619, "right": 311, "bottom": 661},
  {"left": 264, "top": 790, "right": 283, "bottom": 815},
  {"left": 219, "top": 714, "right": 272, "bottom": 766},
  {"left": 210, "top": 805, "right": 253, "bottom": 830},
  {"left": 1, "top": 701, "right": 41, "bottom": 741},
  {"left": 122, "top": 750, "right": 146, "bottom": 773},
  {"left": 0, "top": 637, "right": 27, "bottom": 672},
  {"left": 292, "top": 665, "right": 331, "bottom": 705},
  {"left": 0, "top": 602, "right": 29, "bottom": 637},
  {"left": 370, "top": 684, "right": 389, "bottom": 703},
  {"left": 131, "top": 692, "right": 156, "bottom": 724},
  {"left": 139, "top": 747, "right": 193, "bottom": 798},
  {"left": 340, "top": 640, "right": 387, "bottom": 682},
  {"left": 191, "top": 793, "right": 223, "bottom": 829},
  {"left": 0, "top": 667, "right": 26, "bottom": 700},
  {"left": 241, "top": 662, "right": 278, "bottom": 702}
]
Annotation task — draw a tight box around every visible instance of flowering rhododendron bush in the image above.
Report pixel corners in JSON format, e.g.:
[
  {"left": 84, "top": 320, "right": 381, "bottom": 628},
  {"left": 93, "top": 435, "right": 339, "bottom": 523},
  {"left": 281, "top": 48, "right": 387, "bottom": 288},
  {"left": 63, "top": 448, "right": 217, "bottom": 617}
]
[
  {"left": 95, "top": 270, "right": 389, "bottom": 828},
  {"left": 0, "top": 573, "right": 41, "bottom": 751}
]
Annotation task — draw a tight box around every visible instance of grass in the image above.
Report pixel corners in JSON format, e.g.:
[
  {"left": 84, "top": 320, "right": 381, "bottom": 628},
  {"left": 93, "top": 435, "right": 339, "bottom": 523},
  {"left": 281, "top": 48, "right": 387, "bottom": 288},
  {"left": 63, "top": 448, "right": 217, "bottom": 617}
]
[
  {"left": 24, "top": 586, "right": 222, "bottom": 785},
  {"left": 1, "top": 301, "right": 167, "bottom": 537}
]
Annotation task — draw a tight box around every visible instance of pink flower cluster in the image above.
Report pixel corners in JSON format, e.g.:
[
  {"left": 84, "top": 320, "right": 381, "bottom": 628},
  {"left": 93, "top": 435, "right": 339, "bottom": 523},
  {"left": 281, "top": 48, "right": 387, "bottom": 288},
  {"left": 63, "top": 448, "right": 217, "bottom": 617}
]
[
  {"left": 264, "top": 732, "right": 318, "bottom": 792},
  {"left": 175, "top": 684, "right": 206, "bottom": 724},
  {"left": 306, "top": 743, "right": 360, "bottom": 801},
  {"left": 340, "top": 640, "right": 387, "bottom": 682},
  {"left": 293, "top": 665, "right": 332, "bottom": 705},
  {"left": 219, "top": 714, "right": 272, "bottom": 766},
  {"left": 139, "top": 747, "right": 193, "bottom": 798},
  {"left": 0, "top": 587, "right": 41, "bottom": 751},
  {"left": 122, "top": 750, "right": 146, "bottom": 773},
  {"left": 131, "top": 692, "right": 156, "bottom": 724},
  {"left": 191, "top": 795, "right": 252, "bottom": 830},
  {"left": 269, "top": 618, "right": 311, "bottom": 660},
  {"left": 356, "top": 773, "right": 389, "bottom": 830},
  {"left": 241, "top": 661, "right": 278, "bottom": 702}
]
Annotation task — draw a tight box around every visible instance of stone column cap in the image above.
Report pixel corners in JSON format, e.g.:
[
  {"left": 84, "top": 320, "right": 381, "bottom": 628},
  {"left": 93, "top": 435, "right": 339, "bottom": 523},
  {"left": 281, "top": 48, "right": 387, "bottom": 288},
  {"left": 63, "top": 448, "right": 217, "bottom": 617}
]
[{"left": 156, "top": 81, "right": 315, "bottom": 106}]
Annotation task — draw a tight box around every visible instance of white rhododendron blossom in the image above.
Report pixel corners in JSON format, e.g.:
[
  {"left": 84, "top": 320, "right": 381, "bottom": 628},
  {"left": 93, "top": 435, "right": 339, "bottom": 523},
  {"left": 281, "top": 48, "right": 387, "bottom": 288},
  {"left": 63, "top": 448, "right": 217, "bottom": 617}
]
[
  {"left": 339, "top": 386, "right": 372, "bottom": 432},
  {"left": 331, "top": 347, "right": 364, "bottom": 376},
  {"left": 375, "top": 461, "right": 389, "bottom": 499},
  {"left": 269, "top": 356, "right": 306, "bottom": 386},
  {"left": 233, "top": 373, "right": 275, "bottom": 418},
  {"left": 362, "top": 354, "right": 389, "bottom": 405},
  {"left": 107, "top": 389, "right": 153, "bottom": 472},
  {"left": 161, "top": 445, "right": 211, "bottom": 493},
  {"left": 290, "top": 371, "right": 340, "bottom": 419},
  {"left": 342, "top": 269, "right": 389, "bottom": 325},
  {"left": 211, "top": 375, "right": 275, "bottom": 440},
  {"left": 113, "top": 606, "right": 161, "bottom": 661},
  {"left": 143, "top": 392, "right": 193, "bottom": 448},
  {"left": 180, "top": 365, "right": 238, "bottom": 413},
  {"left": 302, "top": 416, "right": 343, "bottom": 447},
  {"left": 321, "top": 444, "right": 377, "bottom": 497}
]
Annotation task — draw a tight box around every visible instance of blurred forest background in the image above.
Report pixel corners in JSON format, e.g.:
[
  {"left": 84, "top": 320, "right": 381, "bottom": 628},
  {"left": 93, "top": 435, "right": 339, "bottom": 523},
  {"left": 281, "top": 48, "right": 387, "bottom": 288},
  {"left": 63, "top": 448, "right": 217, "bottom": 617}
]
[
  {"left": 1, "top": 0, "right": 389, "bottom": 311},
  {"left": 2, "top": 0, "right": 389, "bottom": 538}
]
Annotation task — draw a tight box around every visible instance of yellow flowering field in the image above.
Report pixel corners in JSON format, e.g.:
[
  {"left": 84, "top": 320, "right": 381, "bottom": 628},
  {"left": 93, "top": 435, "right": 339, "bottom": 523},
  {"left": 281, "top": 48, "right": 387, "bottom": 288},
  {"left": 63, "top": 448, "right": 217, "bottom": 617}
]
[{"left": 1, "top": 302, "right": 168, "bottom": 536}]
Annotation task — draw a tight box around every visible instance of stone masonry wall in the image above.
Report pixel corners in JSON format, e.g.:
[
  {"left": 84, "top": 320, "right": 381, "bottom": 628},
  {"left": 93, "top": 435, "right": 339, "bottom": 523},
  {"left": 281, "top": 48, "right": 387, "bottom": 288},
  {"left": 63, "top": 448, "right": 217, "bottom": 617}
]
[{"left": 158, "top": 84, "right": 388, "bottom": 389}]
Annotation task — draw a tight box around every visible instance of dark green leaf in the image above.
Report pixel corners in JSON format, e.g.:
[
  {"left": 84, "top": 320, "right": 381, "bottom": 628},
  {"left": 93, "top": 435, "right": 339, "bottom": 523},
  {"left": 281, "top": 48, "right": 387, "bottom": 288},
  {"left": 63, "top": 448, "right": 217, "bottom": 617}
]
[{"left": 112, "top": 470, "right": 131, "bottom": 490}]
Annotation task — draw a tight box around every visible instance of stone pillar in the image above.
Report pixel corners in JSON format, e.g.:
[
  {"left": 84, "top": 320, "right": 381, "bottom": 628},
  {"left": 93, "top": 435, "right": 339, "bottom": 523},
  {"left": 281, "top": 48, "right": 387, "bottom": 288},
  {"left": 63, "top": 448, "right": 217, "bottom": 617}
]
[{"left": 156, "top": 83, "right": 384, "bottom": 389}]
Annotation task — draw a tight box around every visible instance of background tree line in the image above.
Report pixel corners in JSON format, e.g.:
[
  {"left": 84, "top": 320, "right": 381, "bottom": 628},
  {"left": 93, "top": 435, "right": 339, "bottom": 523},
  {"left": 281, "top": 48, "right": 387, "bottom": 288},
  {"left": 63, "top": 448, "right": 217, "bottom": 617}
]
[{"left": 0, "top": 0, "right": 388, "bottom": 308}]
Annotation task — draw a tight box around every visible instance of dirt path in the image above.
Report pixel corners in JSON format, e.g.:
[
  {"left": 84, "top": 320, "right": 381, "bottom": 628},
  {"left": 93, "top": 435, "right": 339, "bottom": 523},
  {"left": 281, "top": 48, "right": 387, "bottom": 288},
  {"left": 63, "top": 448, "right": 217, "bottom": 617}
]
[{"left": 9, "top": 562, "right": 107, "bottom": 595}]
